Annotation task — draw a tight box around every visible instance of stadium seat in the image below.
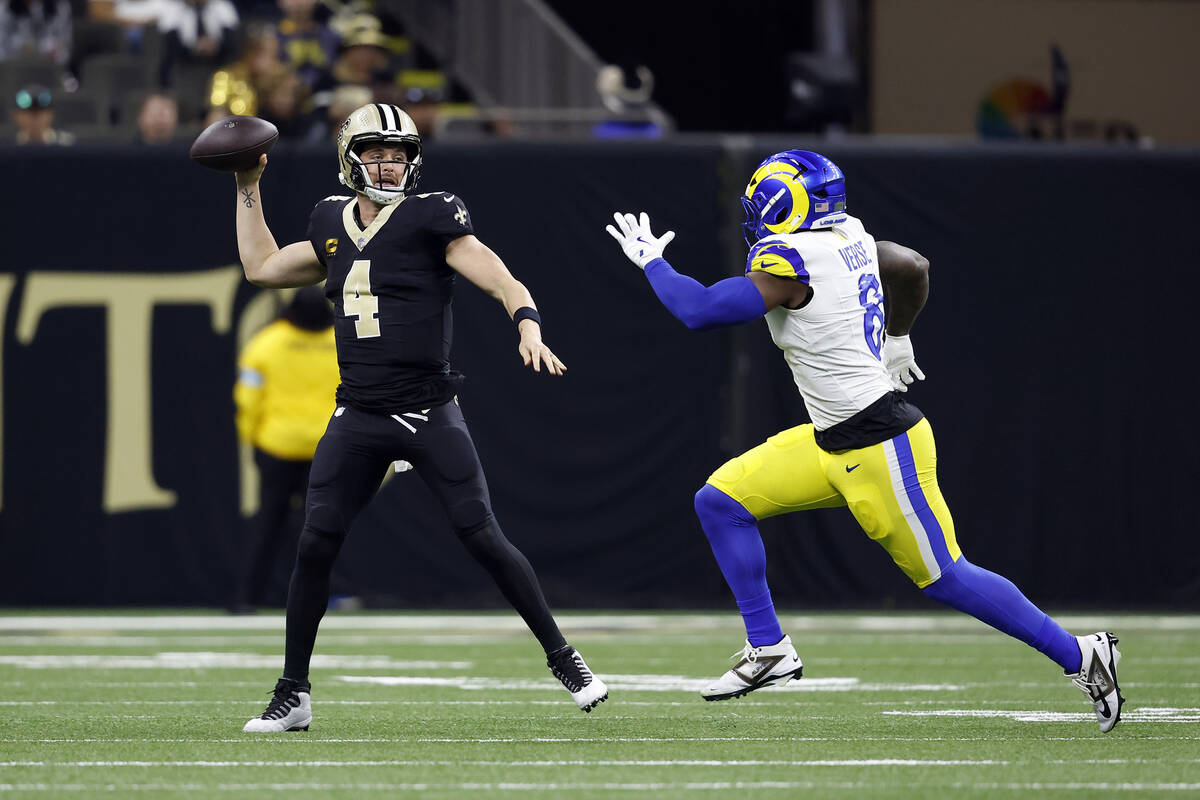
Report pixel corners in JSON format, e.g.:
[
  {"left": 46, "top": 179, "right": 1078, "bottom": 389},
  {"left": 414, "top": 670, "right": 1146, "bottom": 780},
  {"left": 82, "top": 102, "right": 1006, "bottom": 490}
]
[
  {"left": 173, "top": 64, "right": 215, "bottom": 124},
  {"left": 79, "top": 53, "right": 153, "bottom": 121},
  {"left": 66, "top": 122, "right": 132, "bottom": 143},
  {"left": 50, "top": 92, "right": 106, "bottom": 126},
  {"left": 0, "top": 56, "right": 63, "bottom": 101}
]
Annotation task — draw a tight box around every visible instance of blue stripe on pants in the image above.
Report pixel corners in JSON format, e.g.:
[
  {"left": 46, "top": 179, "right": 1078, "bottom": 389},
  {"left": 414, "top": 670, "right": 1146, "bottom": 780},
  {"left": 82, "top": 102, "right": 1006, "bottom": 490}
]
[{"left": 892, "top": 432, "right": 952, "bottom": 570}]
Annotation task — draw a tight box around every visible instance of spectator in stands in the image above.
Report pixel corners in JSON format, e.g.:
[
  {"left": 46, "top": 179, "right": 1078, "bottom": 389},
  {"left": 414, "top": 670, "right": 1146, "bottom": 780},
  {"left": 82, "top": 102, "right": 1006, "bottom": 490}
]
[
  {"left": 397, "top": 72, "right": 446, "bottom": 141},
  {"left": 257, "top": 67, "right": 322, "bottom": 141},
  {"left": 11, "top": 84, "right": 74, "bottom": 145},
  {"left": 156, "top": 0, "right": 238, "bottom": 88},
  {"left": 0, "top": 0, "right": 73, "bottom": 67},
  {"left": 205, "top": 23, "right": 281, "bottom": 121},
  {"left": 320, "top": 82, "right": 370, "bottom": 141},
  {"left": 276, "top": 0, "right": 339, "bottom": 97},
  {"left": 593, "top": 63, "right": 663, "bottom": 139},
  {"left": 232, "top": 287, "right": 340, "bottom": 613},
  {"left": 330, "top": 15, "right": 390, "bottom": 96},
  {"left": 134, "top": 90, "right": 178, "bottom": 143}
]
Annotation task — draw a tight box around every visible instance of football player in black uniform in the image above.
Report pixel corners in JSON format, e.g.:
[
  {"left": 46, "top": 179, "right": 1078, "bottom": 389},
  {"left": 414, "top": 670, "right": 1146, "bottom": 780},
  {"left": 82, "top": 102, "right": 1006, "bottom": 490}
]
[{"left": 234, "top": 103, "right": 608, "bottom": 732}]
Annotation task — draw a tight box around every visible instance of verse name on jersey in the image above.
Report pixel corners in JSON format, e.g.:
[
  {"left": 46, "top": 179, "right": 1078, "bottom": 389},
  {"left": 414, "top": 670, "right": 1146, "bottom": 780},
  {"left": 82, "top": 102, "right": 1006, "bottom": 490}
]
[{"left": 838, "top": 242, "right": 873, "bottom": 272}]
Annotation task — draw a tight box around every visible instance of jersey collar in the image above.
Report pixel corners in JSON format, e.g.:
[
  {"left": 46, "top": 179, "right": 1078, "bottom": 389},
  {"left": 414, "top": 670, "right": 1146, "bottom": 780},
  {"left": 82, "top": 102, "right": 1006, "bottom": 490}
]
[{"left": 343, "top": 197, "right": 403, "bottom": 251}]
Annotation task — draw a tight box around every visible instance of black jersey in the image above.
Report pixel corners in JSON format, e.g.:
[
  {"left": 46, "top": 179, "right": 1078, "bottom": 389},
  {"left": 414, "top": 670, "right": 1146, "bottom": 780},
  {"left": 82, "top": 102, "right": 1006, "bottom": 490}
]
[{"left": 306, "top": 191, "right": 475, "bottom": 413}]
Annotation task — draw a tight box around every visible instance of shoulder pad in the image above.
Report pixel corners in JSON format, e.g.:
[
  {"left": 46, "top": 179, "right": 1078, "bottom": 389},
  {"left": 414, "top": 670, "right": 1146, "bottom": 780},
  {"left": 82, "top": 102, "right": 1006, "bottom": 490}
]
[{"left": 746, "top": 238, "right": 809, "bottom": 282}]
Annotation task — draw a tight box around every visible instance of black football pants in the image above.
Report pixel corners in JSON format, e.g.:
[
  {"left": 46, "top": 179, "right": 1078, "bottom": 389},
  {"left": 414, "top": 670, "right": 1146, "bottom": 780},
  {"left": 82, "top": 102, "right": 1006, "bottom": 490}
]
[{"left": 282, "top": 399, "right": 566, "bottom": 681}]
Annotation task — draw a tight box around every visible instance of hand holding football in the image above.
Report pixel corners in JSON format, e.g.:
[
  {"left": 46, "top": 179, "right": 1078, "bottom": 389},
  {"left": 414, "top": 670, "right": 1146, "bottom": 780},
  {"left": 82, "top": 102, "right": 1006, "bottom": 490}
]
[{"left": 189, "top": 116, "right": 279, "bottom": 173}]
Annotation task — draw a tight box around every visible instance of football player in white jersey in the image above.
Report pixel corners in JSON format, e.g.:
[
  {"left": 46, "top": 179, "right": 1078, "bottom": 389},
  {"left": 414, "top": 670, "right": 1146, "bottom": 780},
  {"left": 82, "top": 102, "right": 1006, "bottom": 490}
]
[{"left": 606, "top": 149, "right": 1123, "bottom": 732}]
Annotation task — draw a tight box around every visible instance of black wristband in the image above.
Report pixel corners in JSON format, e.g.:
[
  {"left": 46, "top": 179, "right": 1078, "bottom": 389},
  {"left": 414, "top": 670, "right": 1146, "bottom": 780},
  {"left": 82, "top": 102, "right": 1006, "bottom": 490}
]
[{"left": 514, "top": 306, "right": 541, "bottom": 329}]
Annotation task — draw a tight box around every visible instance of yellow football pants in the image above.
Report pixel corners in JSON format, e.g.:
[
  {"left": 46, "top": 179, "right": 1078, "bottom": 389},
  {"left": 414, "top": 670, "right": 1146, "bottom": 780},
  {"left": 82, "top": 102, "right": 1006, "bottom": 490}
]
[{"left": 706, "top": 418, "right": 961, "bottom": 587}]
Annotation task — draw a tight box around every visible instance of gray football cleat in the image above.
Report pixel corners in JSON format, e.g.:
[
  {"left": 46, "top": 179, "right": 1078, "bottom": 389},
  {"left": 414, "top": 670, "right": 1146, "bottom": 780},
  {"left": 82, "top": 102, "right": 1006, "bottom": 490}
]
[
  {"left": 702, "top": 634, "right": 803, "bottom": 701},
  {"left": 1070, "top": 631, "right": 1124, "bottom": 733},
  {"left": 243, "top": 678, "right": 312, "bottom": 732}
]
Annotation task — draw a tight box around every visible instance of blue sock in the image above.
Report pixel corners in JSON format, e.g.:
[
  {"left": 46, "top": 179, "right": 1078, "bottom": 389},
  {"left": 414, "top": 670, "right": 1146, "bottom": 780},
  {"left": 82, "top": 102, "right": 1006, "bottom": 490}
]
[
  {"left": 923, "top": 557, "right": 1081, "bottom": 673},
  {"left": 694, "top": 484, "right": 783, "bottom": 647}
]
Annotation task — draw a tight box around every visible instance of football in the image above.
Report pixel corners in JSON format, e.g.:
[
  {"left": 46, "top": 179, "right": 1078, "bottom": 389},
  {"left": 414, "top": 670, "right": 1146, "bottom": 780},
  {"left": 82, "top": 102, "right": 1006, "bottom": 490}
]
[{"left": 189, "top": 115, "right": 279, "bottom": 172}]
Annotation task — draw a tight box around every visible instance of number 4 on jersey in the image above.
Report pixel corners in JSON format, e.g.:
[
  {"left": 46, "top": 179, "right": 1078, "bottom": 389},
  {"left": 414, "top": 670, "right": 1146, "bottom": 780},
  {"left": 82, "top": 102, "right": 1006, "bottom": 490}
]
[{"left": 344, "top": 259, "right": 380, "bottom": 338}]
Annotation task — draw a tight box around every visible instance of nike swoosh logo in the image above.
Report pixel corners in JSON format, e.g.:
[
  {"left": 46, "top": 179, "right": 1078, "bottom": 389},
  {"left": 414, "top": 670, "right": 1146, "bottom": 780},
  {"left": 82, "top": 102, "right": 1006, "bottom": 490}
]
[
  {"left": 636, "top": 236, "right": 648, "bottom": 243},
  {"left": 443, "top": 194, "right": 455, "bottom": 202},
  {"left": 845, "top": 464, "right": 860, "bottom": 473}
]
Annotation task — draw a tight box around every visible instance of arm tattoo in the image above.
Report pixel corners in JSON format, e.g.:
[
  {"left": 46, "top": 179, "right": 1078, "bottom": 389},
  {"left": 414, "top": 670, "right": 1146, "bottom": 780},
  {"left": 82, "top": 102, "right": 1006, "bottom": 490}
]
[{"left": 241, "top": 188, "right": 256, "bottom": 208}]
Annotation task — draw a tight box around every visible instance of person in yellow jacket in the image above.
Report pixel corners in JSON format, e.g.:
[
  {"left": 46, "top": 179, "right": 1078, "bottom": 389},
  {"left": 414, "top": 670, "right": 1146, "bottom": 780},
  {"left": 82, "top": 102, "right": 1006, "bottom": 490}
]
[{"left": 233, "top": 286, "right": 339, "bottom": 611}]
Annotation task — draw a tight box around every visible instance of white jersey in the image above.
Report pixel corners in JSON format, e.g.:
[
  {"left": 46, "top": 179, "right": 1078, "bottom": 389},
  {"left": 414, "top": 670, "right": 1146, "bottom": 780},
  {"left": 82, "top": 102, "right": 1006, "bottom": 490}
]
[{"left": 745, "top": 215, "right": 893, "bottom": 431}]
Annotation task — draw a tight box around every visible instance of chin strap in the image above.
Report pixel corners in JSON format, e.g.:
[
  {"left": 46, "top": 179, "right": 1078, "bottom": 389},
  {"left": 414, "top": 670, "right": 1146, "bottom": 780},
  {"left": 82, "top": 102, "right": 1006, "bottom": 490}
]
[{"left": 363, "top": 186, "right": 406, "bottom": 205}]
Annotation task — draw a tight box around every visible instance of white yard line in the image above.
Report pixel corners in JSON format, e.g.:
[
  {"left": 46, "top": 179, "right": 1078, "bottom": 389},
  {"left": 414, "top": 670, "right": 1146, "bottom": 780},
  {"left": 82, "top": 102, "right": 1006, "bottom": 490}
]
[
  {"left": 2, "top": 613, "right": 1197, "bottom": 632},
  {"left": 0, "top": 784, "right": 858, "bottom": 794},
  {"left": 0, "top": 759, "right": 1011, "bottom": 767},
  {"left": 3, "top": 735, "right": 1196, "bottom": 744},
  {"left": 3, "top": 781, "right": 1199, "bottom": 793},
  {"left": 0, "top": 654, "right": 471, "bottom": 670},
  {"left": 0, "top": 700, "right": 690, "bottom": 707},
  {"left": 335, "top": 674, "right": 963, "bottom": 693},
  {"left": 883, "top": 708, "right": 1200, "bottom": 723}
]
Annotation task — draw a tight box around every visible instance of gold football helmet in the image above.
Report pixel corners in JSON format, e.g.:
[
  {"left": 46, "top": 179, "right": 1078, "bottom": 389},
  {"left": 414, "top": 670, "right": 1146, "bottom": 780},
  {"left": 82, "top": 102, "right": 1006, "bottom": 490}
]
[{"left": 336, "top": 103, "right": 422, "bottom": 205}]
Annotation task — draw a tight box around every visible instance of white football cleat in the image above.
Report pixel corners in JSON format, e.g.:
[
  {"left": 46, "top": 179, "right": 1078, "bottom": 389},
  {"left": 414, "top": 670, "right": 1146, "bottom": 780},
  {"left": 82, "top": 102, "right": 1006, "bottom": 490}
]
[
  {"left": 702, "top": 634, "right": 803, "bottom": 701},
  {"left": 243, "top": 678, "right": 312, "bottom": 732},
  {"left": 1070, "top": 631, "right": 1124, "bottom": 733},
  {"left": 548, "top": 645, "right": 608, "bottom": 712}
]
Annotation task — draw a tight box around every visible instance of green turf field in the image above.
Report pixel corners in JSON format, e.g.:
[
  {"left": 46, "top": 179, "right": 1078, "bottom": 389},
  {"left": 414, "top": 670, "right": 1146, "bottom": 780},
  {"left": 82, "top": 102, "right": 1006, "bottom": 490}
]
[{"left": 0, "top": 611, "right": 1196, "bottom": 798}]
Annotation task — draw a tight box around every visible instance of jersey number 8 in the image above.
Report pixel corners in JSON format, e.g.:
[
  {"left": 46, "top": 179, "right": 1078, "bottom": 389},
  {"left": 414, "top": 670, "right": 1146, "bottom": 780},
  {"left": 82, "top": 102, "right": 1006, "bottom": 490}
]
[
  {"left": 858, "top": 273, "right": 884, "bottom": 360},
  {"left": 343, "top": 259, "right": 380, "bottom": 338}
]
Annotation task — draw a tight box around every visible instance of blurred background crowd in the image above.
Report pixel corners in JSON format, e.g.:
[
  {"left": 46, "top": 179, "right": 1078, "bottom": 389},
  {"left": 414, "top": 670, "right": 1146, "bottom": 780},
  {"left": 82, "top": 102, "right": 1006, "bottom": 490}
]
[
  {"left": 1, "top": 0, "right": 455, "bottom": 146},
  {"left": 4, "top": 0, "right": 1197, "bottom": 148}
]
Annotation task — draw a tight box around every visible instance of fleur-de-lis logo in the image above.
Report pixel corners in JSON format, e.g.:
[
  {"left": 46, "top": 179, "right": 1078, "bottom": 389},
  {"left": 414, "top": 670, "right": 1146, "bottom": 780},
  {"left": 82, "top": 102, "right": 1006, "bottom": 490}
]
[{"left": 454, "top": 206, "right": 468, "bottom": 226}]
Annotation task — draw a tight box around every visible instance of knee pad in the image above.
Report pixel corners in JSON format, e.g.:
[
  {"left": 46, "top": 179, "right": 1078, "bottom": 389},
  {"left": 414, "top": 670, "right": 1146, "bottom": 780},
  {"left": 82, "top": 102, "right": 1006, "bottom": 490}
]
[
  {"left": 921, "top": 555, "right": 969, "bottom": 601},
  {"left": 694, "top": 483, "right": 755, "bottom": 528},
  {"left": 458, "top": 518, "right": 514, "bottom": 566},
  {"left": 448, "top": 497, "right": 493, "bottom": 537},
  {"left": 296, "top": 526, "right": 344, "bottom": 565}
]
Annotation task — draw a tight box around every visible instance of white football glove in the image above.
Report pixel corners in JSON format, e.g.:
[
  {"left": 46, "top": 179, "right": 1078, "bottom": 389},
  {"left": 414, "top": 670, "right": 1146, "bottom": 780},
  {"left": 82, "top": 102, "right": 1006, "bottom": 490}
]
[
  {"left": 605, "top": 211, "right": 676, "bottom": 269},
  {"left": 881, "top": 333, "right": 926, "bottom": 391}
]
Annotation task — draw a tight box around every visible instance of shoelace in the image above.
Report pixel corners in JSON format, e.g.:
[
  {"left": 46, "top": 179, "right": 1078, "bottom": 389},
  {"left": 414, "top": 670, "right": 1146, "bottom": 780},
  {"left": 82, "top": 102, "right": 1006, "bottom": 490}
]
[
  {"left": 1071, "top": 671, "right": 1110, "bottom": 699},
  {"left": 549, "top": 651, "right": 592, "bottom": 693},
  {"left": 261, "top": 682, "right": 303, "bottom": 720},
  {"left": 730, "top": 642, "right": 759, "bottom": 663}
]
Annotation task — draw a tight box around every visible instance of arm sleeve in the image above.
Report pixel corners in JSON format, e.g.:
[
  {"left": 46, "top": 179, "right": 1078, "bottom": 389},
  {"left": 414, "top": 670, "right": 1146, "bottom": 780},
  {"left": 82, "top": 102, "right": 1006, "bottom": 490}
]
[
  {"left": 643, "top": 258, "right": 768, "bottom": 331},
  {"left": 429, "top": 194, "right": 475, "bottom": 248}
]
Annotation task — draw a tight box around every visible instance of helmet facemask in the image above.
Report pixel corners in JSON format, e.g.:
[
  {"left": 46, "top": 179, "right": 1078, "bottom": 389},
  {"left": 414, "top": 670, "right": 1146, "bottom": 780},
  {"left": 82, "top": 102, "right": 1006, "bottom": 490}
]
[
  {"left": 336, "top": 104, "right": 423, "bottom": 205},
  {"left": 343, "top": 136, "right": 422, "bottom": 205}
]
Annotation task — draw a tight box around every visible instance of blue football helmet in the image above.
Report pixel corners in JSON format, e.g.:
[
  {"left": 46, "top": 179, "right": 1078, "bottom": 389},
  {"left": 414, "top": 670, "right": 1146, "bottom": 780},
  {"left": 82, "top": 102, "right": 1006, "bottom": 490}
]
[{"left": 741, "top": 149, "right": 847, "bottom": 245}]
